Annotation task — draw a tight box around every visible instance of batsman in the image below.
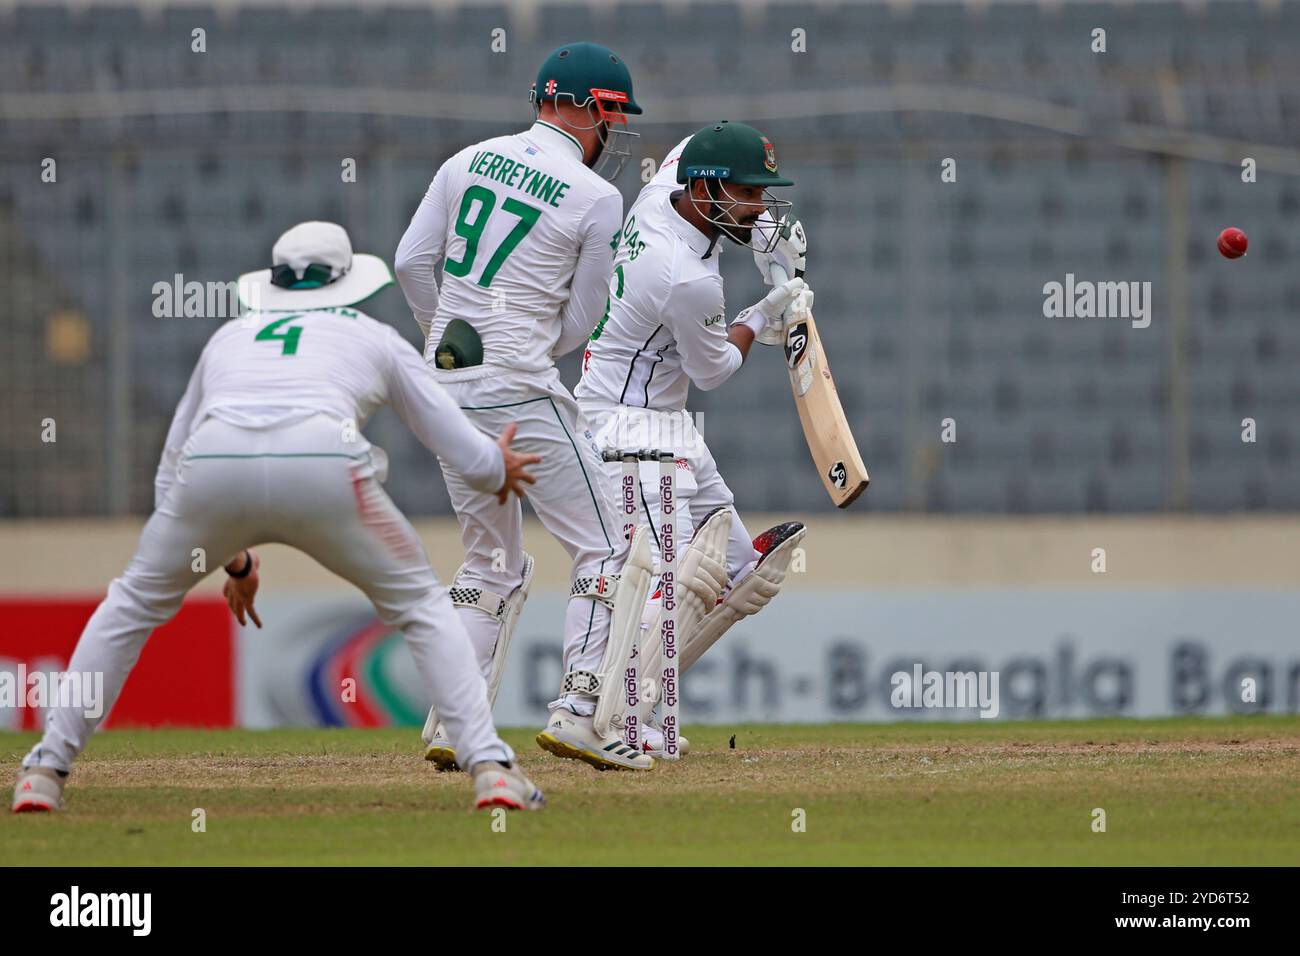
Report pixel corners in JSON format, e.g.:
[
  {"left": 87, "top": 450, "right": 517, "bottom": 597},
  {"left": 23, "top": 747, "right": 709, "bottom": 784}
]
[{"left": 576, "top": 122, "right": 811, "bottom": 754}]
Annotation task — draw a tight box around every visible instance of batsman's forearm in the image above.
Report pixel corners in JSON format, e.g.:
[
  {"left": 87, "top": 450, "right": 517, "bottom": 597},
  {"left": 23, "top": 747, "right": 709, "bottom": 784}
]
[{"left": 727, "top": 323, "right": 755, "bottom": 361}]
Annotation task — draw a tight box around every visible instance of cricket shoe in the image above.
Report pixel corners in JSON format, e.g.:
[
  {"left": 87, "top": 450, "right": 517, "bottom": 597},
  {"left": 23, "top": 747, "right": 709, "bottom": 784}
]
[
  {"left": 471, "top": 761, "right": 544, "bottom": 811},
  {"left": 12, "top": 767, "right": 65, "bottom": 813},
  {"left": 536, "top": 711, "right": 654, "bottom": 771},
  {"left": 640, "top": 724, "right": 691, "bottom": 758},
  {"left": 423, "top": 724, "right": 460, "bottom": 772}
]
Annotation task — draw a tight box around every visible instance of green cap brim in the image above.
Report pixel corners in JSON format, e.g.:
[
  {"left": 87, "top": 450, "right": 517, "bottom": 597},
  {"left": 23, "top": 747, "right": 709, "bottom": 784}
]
[{"left": 729, "top": 174, "right": 794, "bottom": 187}]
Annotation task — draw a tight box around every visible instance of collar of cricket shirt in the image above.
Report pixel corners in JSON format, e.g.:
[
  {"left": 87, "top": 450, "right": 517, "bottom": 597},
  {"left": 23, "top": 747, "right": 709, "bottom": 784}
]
[
  {"left": 527, "top": 120, "right": 586, "bottom": 163},
  {"left": 663, "top": 189, "right": 719, "bottom": 260}
]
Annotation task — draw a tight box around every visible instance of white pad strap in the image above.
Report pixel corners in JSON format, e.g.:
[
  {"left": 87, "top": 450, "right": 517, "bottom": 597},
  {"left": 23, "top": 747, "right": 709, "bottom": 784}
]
[
  {"left": 560, "top": 670, "right": 602, "bottom": 695},
  {"left": 570, "top": 573, "right": 622, "bottom": 610},
  {"left": 449, "top": 584, "right": 508, "bottom": 620}
]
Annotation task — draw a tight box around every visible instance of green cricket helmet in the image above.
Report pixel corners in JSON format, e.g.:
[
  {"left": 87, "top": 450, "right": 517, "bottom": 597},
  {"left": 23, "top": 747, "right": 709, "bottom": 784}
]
[
  {"left": 677, "top": 121, "right": 794, "bottom": 252},
  {"left": 530, "top": 42, "right": 641, "bottom": 181},
  {"left": 677, "top": 121, "right": 792, "bottom": 187}
]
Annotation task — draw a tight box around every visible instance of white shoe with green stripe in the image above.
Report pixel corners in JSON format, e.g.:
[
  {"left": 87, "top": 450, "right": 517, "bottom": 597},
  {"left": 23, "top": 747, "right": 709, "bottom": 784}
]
[{"left": 536, "top": 711, "right": 654, "bottom": 771}]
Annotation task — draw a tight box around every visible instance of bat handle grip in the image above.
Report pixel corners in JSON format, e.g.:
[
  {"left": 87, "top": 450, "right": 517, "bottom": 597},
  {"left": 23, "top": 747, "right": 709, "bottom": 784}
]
[{"left": 768, "top": 264, "right": 796, "bottom": 335}]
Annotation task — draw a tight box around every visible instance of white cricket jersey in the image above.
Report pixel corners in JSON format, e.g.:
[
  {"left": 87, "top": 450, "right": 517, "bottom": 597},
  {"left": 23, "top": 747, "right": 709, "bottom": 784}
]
[
  {"left": 153, "top": 306, "right": 504, "bottom": 508},
  {"left": 575, "top": 135, "right": 743, "bottom": 411},
  {"left": 395, "top": 121, "right": 623, "bottom": 378}
]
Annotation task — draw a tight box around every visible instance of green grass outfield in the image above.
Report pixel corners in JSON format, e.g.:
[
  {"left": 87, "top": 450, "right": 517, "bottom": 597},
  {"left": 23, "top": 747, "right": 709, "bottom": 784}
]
[{"left": 2, "top": 717, "right": 1298, "bottom": 865}]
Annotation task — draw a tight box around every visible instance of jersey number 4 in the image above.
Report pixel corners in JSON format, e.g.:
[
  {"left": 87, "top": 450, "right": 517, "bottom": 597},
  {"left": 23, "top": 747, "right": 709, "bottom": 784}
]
[
  {"left": 254, "top": 308, "right": 357, "bottom": 355},
  {"left": 255, "top": 316, "right": 303, "bottom": 355},
  {"left": 445, "top": 185, "right": 542, "bottom": 288}
]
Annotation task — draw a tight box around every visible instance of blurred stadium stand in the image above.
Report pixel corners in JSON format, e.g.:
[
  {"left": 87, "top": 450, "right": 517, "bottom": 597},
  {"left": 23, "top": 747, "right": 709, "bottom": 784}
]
[{"left": 2, "top": 0, "right": 1298, "bottom": 516}]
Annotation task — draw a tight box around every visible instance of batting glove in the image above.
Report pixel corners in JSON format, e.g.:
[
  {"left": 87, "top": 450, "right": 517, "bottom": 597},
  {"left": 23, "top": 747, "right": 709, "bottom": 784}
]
[
  {"left": 753, "top": 212, "right": 808, "bottom": 285},
  {"left": 733, "top": 277, "right": 807, "bottom": 346}
]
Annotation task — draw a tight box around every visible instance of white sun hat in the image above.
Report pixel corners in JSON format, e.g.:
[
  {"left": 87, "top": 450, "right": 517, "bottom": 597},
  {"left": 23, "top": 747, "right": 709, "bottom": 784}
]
[{"left": 238, "top": 221, "right": 393, "bottom": 312}]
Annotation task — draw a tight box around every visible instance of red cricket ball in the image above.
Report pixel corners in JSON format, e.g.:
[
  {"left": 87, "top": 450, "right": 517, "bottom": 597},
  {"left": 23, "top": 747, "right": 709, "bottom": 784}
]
[{"left": 1217, "top": 227, "right": 1248, "bottom": 259}]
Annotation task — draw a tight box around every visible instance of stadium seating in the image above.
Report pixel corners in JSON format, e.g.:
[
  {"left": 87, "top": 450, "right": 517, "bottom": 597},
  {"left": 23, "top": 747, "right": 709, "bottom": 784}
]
[{"left": 1, "top": 0, "right": 1297, "bottom": 515}]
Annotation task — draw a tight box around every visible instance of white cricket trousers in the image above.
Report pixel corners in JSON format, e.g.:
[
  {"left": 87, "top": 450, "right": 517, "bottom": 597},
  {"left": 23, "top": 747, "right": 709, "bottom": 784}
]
[
  {"left": 22, "top": 414, "right": 512, "bottom": 774},
  {"left": 436, "top": 367, "right": 626, "bottom": 716},
  {"left": 577, "top": 401, "right": 761, "bottom": 582}
]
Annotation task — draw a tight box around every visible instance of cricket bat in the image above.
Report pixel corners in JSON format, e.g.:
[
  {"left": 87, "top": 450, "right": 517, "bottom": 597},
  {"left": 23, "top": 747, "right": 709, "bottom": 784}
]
[{"left": 772, "top": 264, "right": 869, "bottom": 508}]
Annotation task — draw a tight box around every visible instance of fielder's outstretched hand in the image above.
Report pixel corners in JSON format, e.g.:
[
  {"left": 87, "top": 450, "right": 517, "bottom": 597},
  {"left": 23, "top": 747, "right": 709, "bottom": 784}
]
[
  {"left": 223, "top": 549, "right": 263, "bottom": 629},
  {"left": 496, "top": 422, "right": 541, "bottom": 504}
]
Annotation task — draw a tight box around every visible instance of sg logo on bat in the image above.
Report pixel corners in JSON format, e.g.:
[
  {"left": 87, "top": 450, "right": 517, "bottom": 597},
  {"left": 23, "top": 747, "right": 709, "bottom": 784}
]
[
  {"left": 785, "top": 323, "right": 809, "bottom": 368},
  {"left": 827, "top": 460, "right": 848, "bottom": 489},
  {"left": 786, "top": 322, "right": 815, "bottom": 396}
]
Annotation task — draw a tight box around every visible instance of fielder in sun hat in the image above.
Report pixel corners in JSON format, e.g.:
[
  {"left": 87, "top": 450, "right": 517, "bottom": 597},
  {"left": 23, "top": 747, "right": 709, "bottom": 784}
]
[{"left": 239, "top": 221, "right": 393, "bottom": 312}]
